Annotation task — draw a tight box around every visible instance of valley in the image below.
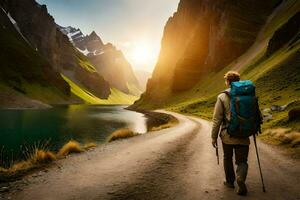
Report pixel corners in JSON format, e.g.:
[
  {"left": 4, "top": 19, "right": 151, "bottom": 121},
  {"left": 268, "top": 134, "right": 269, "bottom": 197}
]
[{"left": 0, "top": 0, "right": 299, "bottom": 199}]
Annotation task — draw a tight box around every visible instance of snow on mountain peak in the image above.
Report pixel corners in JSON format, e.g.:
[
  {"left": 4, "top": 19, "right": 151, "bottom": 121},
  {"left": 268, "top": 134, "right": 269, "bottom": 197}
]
[{"left": 58, "top": 25, "right": 106, "bottom": 57}]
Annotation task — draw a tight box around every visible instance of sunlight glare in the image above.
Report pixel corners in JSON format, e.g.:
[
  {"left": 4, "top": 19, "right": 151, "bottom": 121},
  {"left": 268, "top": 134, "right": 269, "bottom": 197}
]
[{"left": 130, "top": 41, "right": 157, "bottom": 68}]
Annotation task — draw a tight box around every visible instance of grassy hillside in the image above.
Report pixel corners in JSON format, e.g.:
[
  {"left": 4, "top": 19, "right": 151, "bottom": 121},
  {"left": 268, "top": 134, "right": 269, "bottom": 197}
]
[
  {"left": 62, "top": 75, "right": 138, "bottom": 105},
  {"left": 0, "top": 7, "right": 137, "bottom": 107},
  {"left": 0, "top": 8, "right": 70, "bottom": 107},
  {"left": 134, "top": 1, "right": 300, "bottom": 134}
]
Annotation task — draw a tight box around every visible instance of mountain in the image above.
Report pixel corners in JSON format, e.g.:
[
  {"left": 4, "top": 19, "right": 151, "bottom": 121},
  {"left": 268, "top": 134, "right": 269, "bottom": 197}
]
[
  {"left": 135, "top": 0, "right": 282, "bottom": 105},
  {"left": 0, "top": 0, "right": 143, "bottom": 107},
  {"left": 59, "top": 26, "right": 105, "bottom": 56},
  {"left": 132, "top": 0, "right": 300, "bottom": 127},
  {"left": 134, "top": 70, "right": 152, "bottom": 91},
  {"left": 0, "top": 5, "right": 72, "bottom": 108},
  {"left": 59, "top": 25, "right": 142, "bottom": 96},
  {"left": 3, "top": 0, "right": 112, "bottom": 99}
]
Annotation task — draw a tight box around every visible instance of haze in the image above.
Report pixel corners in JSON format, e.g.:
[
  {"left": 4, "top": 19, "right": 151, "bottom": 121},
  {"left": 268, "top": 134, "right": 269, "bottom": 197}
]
[{"left": 37, "top": 0, "right": 180, "bottom": 73}]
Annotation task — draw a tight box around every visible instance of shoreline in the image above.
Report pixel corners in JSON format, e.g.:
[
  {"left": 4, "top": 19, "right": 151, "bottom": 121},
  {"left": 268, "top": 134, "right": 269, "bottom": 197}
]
[
  {"left": 0, "top": 109, "right": 179, "bottom": 183},
  {"left": 134, "top": 109, "right": 179, "bottom": 132},
  {"left": 1, "top": 112, "right": 300, "bottom": 200}
]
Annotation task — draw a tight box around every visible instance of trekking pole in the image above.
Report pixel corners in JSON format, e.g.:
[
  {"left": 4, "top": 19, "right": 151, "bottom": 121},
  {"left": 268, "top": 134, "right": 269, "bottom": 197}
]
[
  {"left": 253, "top": 134, "right": 266, "bottom": 192},
  {"left": 216, "top": 139, "right": 219, "bottom": 165}
]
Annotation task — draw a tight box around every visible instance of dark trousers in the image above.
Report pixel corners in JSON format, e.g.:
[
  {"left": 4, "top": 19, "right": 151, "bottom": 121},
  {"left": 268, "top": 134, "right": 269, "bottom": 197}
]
[{"left": 222, "top": 143, "right": 249, "bottom": 183}]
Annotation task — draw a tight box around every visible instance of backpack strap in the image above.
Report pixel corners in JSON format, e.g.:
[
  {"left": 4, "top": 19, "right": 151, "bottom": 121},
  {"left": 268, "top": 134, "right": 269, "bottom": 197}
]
[
  {"left": 219, "top": 90, "right": 230, "bottom": 129},
  {"left": 222, "top": 90, "right": 230, "bottom": 97}
]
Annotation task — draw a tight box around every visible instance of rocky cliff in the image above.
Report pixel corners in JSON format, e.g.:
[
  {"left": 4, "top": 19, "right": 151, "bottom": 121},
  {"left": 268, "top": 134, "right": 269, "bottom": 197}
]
[
  {"left": 89, "top": 43, "right": 141, "bottom": 95},
  {"left": 137, "top": 0, "right": 282, "bottom": 106},
  {"left": 0, "top": 5, "right": 73, "bottom": 108},
  {"left": 132, "top": 0, "right": 300, "bottom": 132},
  {"left": 59, "top": 26, "right": 141, "bottom": 95},
  {"left": 2, "top": 0, "right": 110, "bottom": 100}
]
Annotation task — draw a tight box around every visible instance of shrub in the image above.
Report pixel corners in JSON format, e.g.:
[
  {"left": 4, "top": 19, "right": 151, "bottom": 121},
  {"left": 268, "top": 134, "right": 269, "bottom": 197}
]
[
  {"left": 8, "top": 161, "right": 33, "bottom": 173},
  {"left": 57, "top": 140, "right": 83, "bottom": 157},
  {"left": 264, "top": 128, "right": 300, "bottom": 147},
  {"left": 108, "top": 128, "right": 136, "bottom": 142},
  {"left": 83, "top": 143, "right": 97, "bottom": 150},
  {"left": 34, "top": 150, "right": 56, "bottom": 163}
]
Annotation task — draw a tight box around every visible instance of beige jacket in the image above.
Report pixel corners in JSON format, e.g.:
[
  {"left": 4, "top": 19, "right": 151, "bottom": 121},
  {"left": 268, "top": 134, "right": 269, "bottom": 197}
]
[{"left": 211, "top": 91, "right": 250, "bottom": 145}]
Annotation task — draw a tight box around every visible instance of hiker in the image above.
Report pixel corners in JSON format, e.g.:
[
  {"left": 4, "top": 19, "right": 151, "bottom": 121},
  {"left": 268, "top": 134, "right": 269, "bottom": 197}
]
[{"left": 211, "top": 71, "right": 262, "bottom": 196}]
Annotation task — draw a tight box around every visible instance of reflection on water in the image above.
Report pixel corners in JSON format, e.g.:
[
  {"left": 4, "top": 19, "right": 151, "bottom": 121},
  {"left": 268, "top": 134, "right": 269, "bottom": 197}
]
[
  {"left": 91, "top": 108, "right": 147, "bottom": 134},
  {"left": 0, "top": 105, "right": 147, "bottom": 166}
]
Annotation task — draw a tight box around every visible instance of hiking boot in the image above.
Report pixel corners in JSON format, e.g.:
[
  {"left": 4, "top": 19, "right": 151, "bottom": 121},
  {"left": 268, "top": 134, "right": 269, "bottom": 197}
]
[
  {"left": 223, "top": 181, "right": 235, "bottom": 188},
  {"left": 236, "top": 176, "right": 247, "bottom": 196}
]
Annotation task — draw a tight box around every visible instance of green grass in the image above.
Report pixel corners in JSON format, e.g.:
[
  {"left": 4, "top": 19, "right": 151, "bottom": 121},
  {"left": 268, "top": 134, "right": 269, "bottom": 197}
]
[
  {"left": 61, "top": 74, "right": 139, "bottom": 105},
  {"left": 0, "top": 10, "right": 70, "bottom": 104},
  {"left": 167, "top": 48, "right": 300, "bottom": 127},
  {"left": 127, "top": 82, "right": 142, "bottom": 96},
  {"left": 135, "top": 1, "right": 300, "bottom": 134},
  {"left": 21, "top": 82, "right": 69, "bottom": 103},
  {"left": 77, "top": 57, "right": 97, "bottom": 73}
]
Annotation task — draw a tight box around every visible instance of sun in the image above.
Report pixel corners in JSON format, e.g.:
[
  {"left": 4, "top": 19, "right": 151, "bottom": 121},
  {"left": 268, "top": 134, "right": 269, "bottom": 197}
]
[
  {"left": 123, "top": 40, "right": 159, "bottom": 71},
  {"left": 131, "top": 42, "right": 156, "bottom": 65}
]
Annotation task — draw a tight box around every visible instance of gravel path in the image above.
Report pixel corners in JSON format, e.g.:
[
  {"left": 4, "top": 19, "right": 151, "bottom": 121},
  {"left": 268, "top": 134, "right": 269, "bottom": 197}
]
[{"left": 2, "top": 111, "right": 300, "bottom": 200}]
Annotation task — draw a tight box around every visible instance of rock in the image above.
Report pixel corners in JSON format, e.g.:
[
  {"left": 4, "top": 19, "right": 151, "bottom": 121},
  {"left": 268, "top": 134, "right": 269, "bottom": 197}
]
[
  {"left": 270, "top": 105, "right": 288, "bottom": 112},
  {"left": 263, "top": 113, "right": 273, "bottom": 121},
  {"left": 271, "top": 105, "right": 283, "bottom": 111},
  {"left": 0, "top": 187, "right": 9, "bottom": 192},
  {"left": 263, "top": 108, "right": 271, "bottom": 113},
  {"left": 281, "top": 105, "right": 288, "bottom": 111},
  {"left": 288, "top": 108, "right": 300, "bottom": 121}
]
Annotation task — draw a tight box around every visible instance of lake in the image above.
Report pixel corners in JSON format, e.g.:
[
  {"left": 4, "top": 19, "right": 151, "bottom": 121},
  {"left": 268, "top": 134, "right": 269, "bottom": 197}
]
[{"left": 0, "top": 105, "right": 147, "bottom": 167}]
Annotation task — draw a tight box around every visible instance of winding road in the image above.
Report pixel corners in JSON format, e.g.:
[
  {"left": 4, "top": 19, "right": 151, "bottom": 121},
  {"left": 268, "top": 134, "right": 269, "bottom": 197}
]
[{"left": 4, "top": 112, "right": 300, "bottom": 200}]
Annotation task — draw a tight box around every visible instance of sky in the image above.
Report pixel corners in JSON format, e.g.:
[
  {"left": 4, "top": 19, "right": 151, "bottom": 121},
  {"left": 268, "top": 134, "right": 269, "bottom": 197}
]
[{"left": 37, "top": 0, "right": 180, "bottom": 73}]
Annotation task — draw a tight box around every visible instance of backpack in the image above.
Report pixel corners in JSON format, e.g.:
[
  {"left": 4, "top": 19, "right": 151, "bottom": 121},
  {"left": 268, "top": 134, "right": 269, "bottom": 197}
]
[{"left": 223, "top": 80, "right": 263, "bottom": 138}]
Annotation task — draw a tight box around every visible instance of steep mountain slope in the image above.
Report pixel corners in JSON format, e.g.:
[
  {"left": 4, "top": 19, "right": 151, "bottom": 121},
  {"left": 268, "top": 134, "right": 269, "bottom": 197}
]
[
  {"left": 132, "top": 0, "right": 300, "bottom": 133},
  {"left": 59, "top": 26, "right": 141, "bottom": 95},
  {"left": 2, "top": 0, "right": 111, "bottom": 101},
  {"left": 0, "top": 7, "right": 71, "bottom": 108},
  {"left": 133, "top": 0, "right": 283, "bottom": 107},
  {"left": 59, "top": 26, "right": 105, "bottom": 57},
  {"left": 134, "top": 70, "right": 152, "bottom": 91}
]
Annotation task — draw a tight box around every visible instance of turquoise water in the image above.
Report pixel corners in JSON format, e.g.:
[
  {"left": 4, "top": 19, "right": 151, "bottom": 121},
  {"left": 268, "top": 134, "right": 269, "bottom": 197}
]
[{"left": 0, "top": 105, "right": 147, "bottom": 167}]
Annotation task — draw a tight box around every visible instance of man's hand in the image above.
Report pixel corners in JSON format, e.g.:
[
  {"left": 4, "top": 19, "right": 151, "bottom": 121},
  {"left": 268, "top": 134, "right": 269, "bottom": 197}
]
[{"left": 212, "top": 139, "right": 218, "bottom": 148}]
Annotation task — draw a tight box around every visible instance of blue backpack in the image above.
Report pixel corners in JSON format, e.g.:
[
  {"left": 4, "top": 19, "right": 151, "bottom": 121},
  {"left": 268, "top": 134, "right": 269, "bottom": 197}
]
[{"left": 223, "top": 80, "right": 262, "bottom": 138}]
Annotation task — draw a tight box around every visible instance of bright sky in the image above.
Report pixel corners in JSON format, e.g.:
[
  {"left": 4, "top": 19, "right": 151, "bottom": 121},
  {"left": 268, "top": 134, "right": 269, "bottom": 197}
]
[{"left": 37, "top": 0, "right": 180, "bottom": 73}]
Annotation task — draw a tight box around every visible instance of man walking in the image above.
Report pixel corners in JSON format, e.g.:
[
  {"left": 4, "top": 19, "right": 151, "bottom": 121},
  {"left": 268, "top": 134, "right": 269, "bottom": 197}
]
[{"left": 211, "top": 71, "right": 261, "bottom": 196}]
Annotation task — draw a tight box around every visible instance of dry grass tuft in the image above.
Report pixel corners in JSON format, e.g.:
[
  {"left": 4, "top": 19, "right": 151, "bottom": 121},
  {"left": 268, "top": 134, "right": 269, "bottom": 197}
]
[
  {"left": 2, "top": 150, "right": 56, "bottom": 174},
  {"left": 0, "top": 140, "right": 99, "bottom": 178},
  {"left": 264, "top": 128, "right": 300, "bottom": 147},
  {"left": 0, "top": 167, "right": 6, "bottom": 172},
  {"left": 83, "top": 143, "right": 97, "bottom": 150},
  {"left": 8, "top": 160, "right": 33, "bottom": 173},
  {"left": 108, "top": 128, "right": 136, "bottom": 142},
  {"left": 57, "top": 140, "right": 83, "bottom": 157},
  {"left": 34, "top": 150, "right": 56, "bottom": 163},
  {"left": 149, "top": 121, "right": 177, "bottom": 132},
  {"left": 149, "top": 117, "right": 179, "bottom": 132}
]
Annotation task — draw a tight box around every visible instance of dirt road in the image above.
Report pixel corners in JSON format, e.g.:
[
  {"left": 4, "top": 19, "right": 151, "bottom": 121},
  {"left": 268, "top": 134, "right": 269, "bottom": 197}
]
[{"left": 3, "top": 112, "right": 300, "bottom": 200}]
